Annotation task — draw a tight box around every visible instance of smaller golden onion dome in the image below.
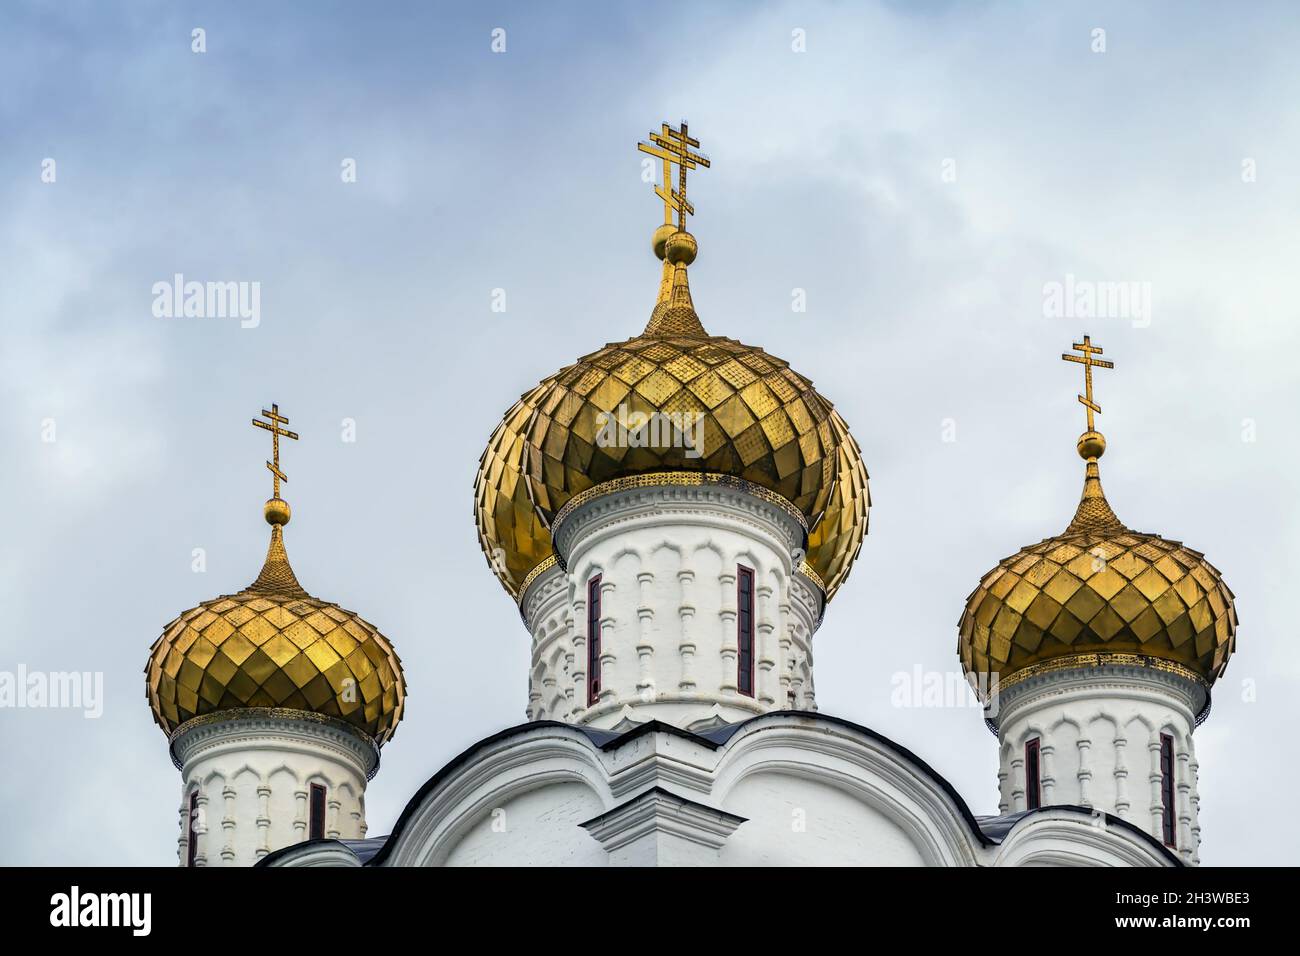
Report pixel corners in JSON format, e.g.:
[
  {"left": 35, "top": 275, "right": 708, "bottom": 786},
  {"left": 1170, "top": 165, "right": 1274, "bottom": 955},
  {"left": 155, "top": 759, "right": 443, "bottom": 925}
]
[
  {"left": 145, "top": 518, "right": 406, "bottom": 744},
  {"left": 145, "top": 406, "right": 405, "bottom": 745},
  {"left": 958, "top": 338, "right": 1237, "bottom": 693}
]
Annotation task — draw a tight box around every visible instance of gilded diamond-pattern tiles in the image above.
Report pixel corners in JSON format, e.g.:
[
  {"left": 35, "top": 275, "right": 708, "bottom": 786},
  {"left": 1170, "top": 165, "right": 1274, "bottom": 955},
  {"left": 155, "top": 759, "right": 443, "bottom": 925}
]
[
  {"left": 475, "top": 331, "right": 870, "bottom": 602},
  {"left": 146, "top": 535, "right": 405, "bottom": 744},
  {"left": 958, "top": 476, "right": 1237, "bottom": 685}
]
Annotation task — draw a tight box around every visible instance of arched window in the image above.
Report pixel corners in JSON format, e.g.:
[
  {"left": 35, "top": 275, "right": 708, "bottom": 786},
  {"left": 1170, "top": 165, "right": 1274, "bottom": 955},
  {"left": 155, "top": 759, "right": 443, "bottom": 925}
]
[
  {"left": 587, "top": 576, "right": 602, "bottom": 706},
  {"left": 737, "top": 566, "right": 755, "bottom": 697},
  {"left": 1159, "top": 734, "right": 1176, "bottom": 848},
  {"left": 1024, "top": 738, "right": 1042, "bottom": 810},
  {"left": 309, "top": 783, "right": 326, "bottom": 840},
  {"left": 187, "top": 790, "right": 200, "bottom": 867}
]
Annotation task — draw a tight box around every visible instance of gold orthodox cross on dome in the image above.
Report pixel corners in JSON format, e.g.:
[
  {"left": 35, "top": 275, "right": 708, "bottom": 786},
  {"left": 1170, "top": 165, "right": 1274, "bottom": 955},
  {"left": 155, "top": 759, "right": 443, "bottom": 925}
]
[
  {"left": 1062, "top": 335, "right": 1115, "bottom": 432},
  {"left": 638, "top": 120, "right": 710, "bottom": 230},
  {"left": 251, "top": 404, "right": 299, "bottom": 500}
]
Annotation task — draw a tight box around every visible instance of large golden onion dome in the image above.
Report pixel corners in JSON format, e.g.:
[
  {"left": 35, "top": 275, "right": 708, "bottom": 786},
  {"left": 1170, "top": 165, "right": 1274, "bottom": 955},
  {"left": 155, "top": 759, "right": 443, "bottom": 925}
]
[
  {"left": 145, "top": 407, "right": 406, "bottom": 745},
  {"left": 957, "top": 338, "right": 1237, "bottom": 693},
  {"left": 474, "top": 127, "right": 869, "bottom": 603}
]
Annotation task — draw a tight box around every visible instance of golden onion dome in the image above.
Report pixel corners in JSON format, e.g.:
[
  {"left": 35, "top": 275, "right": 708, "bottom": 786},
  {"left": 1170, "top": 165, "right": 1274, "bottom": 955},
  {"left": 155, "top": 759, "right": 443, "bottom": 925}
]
[
  {"left": 958, "top": 339, "right": 1237, "bottom": 692},
  {"left": 474, "top": 223, "right": 870, "bottom": 604},
  {"left": 146, "top": 521, "right": 406, "bottom": 744},
  {"left": 146, "top": 407, "right": 405, "bottom": 745}
]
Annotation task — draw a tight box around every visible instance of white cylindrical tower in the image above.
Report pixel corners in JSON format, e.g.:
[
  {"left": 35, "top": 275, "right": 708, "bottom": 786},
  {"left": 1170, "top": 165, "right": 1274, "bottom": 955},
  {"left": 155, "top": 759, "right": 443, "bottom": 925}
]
[
  {"left": 169, "top": 710, "right": 377, "bottom": 866},
  {"left": 522, "top": 474, "right": 819, "bottom": 730},
  {"left": 989, "top": 656, "right": 1207, "bottom": 863},
  {"left": 146, "top": 405, "right": 405, "bottom": 866}
]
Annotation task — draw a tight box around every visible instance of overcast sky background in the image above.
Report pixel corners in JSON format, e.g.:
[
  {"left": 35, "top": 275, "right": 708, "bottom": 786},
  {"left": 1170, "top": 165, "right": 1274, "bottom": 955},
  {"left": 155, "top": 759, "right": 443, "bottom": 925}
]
[{"left": 1, "top": 0, "right": 1296, "bottom": 866}]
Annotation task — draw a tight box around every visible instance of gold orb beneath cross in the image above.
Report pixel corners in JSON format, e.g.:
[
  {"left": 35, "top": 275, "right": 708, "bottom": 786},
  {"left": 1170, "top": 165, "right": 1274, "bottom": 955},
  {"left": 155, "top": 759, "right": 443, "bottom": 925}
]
[
  {"left": 652, "top": 224, "right": 677, "bottom": 260},
  {"left": 264, "top": 497, "right": 291, "bottom": 526},
  {"left": 1077, "top": 430, "right": 1106, "bottom": 460},
  {"left": 664, "top": 230, "right": 698, "bottom": 265}
]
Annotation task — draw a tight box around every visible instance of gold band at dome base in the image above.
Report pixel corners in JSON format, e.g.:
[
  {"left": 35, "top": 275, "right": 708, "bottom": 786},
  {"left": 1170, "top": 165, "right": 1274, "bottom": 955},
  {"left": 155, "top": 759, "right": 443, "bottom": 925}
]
[
  {"left": 550, "top": 470, "right": 810, "bottom": 537},
  {"left": 517, "top": 516, "right": 827, "bottom": 611},
  {"left": 990, "top": 652, "right": 1208, "bottom": 698},
  {"left": 168, "top": 706, "right": 381, "bottom": 744},
  {"left": 518, "top": 555, "right": 560, "bottom": 606},
  {"left": 796, "top": 560, "right": 826, "bottom": 595}
]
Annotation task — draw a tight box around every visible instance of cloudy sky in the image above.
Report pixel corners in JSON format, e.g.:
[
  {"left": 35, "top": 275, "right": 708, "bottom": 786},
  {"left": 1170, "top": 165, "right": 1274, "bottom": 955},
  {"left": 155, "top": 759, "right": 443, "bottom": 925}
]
[{"left": 2, "top": 0, "right": 1296, "bottom": 866}]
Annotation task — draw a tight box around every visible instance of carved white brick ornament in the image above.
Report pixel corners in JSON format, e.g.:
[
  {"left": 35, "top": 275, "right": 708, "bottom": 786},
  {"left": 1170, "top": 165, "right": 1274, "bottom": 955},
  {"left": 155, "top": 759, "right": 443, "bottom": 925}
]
[
  {"left": 991, "top": 662, "right": 1205, "bottom": 864},
  {"left": 171, "top": 709, "right": 376, "bottom": 867},
  {"left": 523, "top": 481, "right": 822, "bottom": 729}
]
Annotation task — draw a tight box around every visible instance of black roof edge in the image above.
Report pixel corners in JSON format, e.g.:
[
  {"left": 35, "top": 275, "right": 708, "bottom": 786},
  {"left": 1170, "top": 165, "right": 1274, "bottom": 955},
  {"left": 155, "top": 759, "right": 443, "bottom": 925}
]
[
  {"left": 980, "top": 805, "right": 1184, "bottom": 866},
  {"left": 578, "top": 784, "right": 748, "bottom": 831},
  {"left": 254, "top": 836, "right": 351, "bottom": 868},
  {"left": 596, "top": 718, "right": 723, "bottom": 751}
]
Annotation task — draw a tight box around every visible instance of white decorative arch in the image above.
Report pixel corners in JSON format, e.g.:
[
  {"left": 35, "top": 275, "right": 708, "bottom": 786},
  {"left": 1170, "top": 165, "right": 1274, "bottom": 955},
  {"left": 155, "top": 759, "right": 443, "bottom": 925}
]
[
  {"left": 709, "top": 720, "right": 983, "bottom": 867},
  {"left": 384, "top": 727, "right": 614, "bottom": 867},
  {"left": 995, "top": 810, "right": 1177, "bottom": 867}
]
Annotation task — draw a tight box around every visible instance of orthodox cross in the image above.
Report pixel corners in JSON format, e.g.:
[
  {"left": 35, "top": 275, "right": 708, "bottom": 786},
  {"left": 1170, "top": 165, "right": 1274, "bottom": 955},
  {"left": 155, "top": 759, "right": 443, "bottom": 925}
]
[
  {"left": 638, "top": 120, "right": 710, "bottom": 230},
  {"left": 1061, "top": 335, "right": 1114, "bottom": 432},
  {"left": 251, "top": 404, "right": 299, "bottom": 500}
]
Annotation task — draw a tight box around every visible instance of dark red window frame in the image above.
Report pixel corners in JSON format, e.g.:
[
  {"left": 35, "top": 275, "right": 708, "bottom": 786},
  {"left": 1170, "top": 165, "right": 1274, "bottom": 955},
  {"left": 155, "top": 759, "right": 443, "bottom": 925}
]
[
  {"left": 737, "top": 565, "right": 755, "bottom": 697},
  {"left": 309, "top": 783, "right": 327, "bottom": 840},
  {"left": 187, "top": 790, "right": 200, "bottom": 867},
  {"left": 1024, "top": 738, "right": 1042, "bottom": 810},
  {"left": 1159, "top": 733, "right": 1176, "bottom": 848},
  {"left": 587, "top": 575, "right": 602, "bottom": 706}
]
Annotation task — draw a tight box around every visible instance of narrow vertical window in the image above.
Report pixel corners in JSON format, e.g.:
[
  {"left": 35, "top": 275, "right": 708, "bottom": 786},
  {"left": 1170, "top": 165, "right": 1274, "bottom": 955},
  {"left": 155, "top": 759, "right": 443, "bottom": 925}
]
[
  {"left": 737, "top": 565, "right": 755, "bottom": 697},
  {"left": 587, "top": 575, "right": 602, "bottom": 706},
  {"left": 187, "top": 790, "right": 200, "bottom": 867},
  {"left": 1024, "top": 738, "right": 1041, "bottom": 810},
  {"left": 1160, "top": 733, "right": 1176, "bottom": 848},
  {"left": 309, "top": 783, "right": 326, "bottom": 840}
]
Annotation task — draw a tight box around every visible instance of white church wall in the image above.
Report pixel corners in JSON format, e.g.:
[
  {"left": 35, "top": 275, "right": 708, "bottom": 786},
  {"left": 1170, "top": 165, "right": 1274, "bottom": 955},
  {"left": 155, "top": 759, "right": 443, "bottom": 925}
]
[
  {"left": 443, "top": 781, "right": 607, "bottom": 867},
  {"left": 368, "top": 717, "right": 1016, "bottom": 868},
  {"left": 719, "top": 770, "right": 927, "bottom": 866},
  {"left": 711, "top": 720, "right": 982, "bottom": 866},
  {"left": 382, "top": 725, "right": 616, "bottom": 866}
]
